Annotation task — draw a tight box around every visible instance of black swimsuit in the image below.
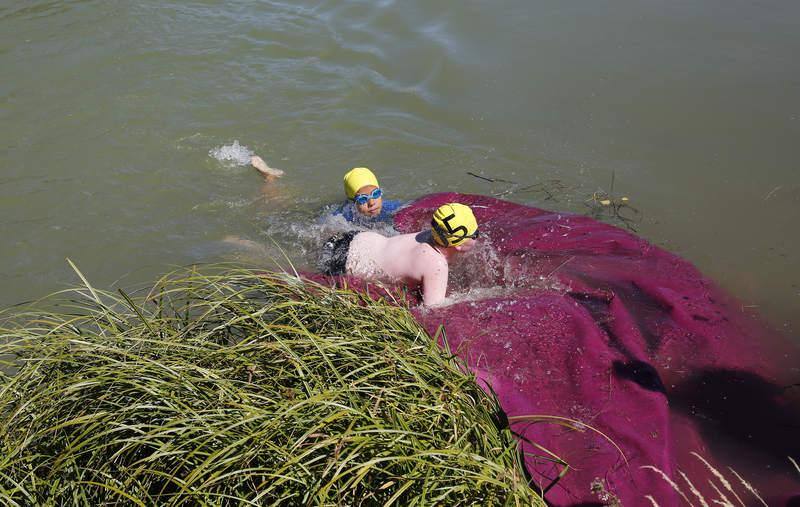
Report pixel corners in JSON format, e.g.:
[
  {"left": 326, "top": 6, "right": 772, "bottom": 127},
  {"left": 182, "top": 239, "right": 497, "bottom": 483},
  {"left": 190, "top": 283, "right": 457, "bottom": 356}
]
[{"left": 319, "top": 231, "right": 359, "bottom": 276}]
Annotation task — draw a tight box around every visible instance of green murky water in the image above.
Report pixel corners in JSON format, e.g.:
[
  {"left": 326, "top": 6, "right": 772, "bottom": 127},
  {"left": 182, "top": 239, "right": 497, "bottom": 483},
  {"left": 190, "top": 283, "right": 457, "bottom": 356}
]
[{"left": 1, "top": 0, "right": 798, "bottom": 335}]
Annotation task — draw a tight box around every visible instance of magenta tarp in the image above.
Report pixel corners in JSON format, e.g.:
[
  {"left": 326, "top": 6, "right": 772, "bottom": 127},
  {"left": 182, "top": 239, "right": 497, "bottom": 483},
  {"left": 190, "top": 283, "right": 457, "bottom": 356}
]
[{"left": 388, "top": 193, "right": 799, "bottom": 506}]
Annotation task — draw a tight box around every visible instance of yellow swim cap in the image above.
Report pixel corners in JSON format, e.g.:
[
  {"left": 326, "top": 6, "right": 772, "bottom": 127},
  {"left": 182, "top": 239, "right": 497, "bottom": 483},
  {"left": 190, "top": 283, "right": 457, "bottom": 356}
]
[
  {"left": 343, "top": 167, "right": 379, "bottom": 199},
  {"left": 431, "top": 203, "right": 479, "bottom": 247}
]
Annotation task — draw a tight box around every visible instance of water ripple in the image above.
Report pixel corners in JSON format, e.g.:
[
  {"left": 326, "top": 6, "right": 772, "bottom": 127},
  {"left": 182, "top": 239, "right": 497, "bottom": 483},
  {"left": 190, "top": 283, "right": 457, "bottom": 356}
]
[{"left": 0, "top": 0, "right": 95, "bottom": 22}]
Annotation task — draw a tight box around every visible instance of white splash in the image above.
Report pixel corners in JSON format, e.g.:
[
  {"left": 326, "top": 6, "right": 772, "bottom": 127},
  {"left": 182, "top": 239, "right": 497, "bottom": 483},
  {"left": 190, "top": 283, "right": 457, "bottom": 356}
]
[{"left": 209, "top": 140, "right": 253, "bottom": 166}]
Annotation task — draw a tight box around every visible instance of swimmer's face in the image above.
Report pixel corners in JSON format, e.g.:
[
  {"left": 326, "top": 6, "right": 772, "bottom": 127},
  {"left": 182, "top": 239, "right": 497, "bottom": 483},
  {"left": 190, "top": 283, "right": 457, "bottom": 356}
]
[{"left": 354, "top": 185, "right": 383, "bottom": 216}]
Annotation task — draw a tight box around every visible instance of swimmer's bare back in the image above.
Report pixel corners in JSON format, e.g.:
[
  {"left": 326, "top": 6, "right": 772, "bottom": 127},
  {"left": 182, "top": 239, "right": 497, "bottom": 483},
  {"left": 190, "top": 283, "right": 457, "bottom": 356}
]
[{"left": 346, "top": 231, "right": 449, "bottom": 305}]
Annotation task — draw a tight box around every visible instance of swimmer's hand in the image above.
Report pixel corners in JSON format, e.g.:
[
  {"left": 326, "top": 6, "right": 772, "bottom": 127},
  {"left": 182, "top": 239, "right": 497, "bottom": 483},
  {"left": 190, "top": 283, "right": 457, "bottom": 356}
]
[{"left": 251, "top": 155, "right": 284, "bottom": 178}]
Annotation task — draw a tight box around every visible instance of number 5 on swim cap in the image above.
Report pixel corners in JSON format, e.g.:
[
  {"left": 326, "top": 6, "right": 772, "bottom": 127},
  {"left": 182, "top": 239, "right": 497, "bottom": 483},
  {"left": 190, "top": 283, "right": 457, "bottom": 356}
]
[{"left": 431, "top": 203, "right": 478, "bottom": 247}]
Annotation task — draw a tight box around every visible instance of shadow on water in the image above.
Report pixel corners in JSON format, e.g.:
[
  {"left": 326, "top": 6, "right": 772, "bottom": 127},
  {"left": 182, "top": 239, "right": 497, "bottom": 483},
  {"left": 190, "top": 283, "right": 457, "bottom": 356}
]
[{"left": 669, "top": 368, "right": 800, "bottom": 464}]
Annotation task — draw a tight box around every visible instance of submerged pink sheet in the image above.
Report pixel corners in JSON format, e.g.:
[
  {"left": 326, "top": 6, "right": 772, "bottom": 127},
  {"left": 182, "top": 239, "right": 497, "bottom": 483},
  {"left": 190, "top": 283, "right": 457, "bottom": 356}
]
[{"left": 386, "top": 193, "right": 800, "bottom": 506}]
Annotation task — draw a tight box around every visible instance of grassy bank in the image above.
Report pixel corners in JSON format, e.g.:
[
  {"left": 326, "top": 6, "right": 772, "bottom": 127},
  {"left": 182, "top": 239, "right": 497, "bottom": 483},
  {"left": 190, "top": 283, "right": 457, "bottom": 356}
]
[{"left": 0, "top": 266, "right": 542, "bottom": 506}]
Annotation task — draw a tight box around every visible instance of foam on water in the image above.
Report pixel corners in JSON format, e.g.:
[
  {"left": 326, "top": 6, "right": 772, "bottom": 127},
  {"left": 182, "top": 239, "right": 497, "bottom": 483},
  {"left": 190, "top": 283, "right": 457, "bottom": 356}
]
[
  {"left": 428, "top": 286, "right": 520, "bottom": 308},
  {"left": 430, "top": 271, "right": 567, "bottom": 309},
  {"left": 250, "top": 203, "right": 400, "bottom": 273},
  {"left": 209, "top": 140, "right": 253, "bottom": 166}
]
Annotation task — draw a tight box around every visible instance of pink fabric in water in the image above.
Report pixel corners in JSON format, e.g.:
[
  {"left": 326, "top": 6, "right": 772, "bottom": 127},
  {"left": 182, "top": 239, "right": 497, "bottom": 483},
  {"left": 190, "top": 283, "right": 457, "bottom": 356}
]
[{"left": 386, "top": 193, "right": 800, "bottom": 506}]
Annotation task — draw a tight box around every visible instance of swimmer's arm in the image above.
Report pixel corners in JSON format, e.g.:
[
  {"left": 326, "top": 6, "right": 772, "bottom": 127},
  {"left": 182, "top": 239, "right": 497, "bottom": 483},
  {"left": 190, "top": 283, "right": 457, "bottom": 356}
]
[
  {"left": 251, "top": 155, "right": 284, "bottom": 179},
  {"left": 421, "top": 256, "right": 448, "bottom": 306}
]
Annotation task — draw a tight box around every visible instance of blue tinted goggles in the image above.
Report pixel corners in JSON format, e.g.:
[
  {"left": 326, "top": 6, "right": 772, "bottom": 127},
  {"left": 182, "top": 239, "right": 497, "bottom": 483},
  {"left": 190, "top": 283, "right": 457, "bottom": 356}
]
[{"left": 354, "top": 187, "right": 383, "bottom": 205}]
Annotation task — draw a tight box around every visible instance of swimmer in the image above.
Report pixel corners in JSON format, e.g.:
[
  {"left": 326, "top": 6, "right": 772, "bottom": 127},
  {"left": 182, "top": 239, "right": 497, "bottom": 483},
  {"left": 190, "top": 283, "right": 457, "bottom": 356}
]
[
  {"left": 319, "top": 203, "right": 479, "bottom": 306},
  {"left": 222, "top": 154, "right": 283, "bottom": 251},
  {"left": 249, "top": 161, "right": 398, "bottom": 225},
  {"left": 334, "top": 167, "right": 402, "bottom": 226}
]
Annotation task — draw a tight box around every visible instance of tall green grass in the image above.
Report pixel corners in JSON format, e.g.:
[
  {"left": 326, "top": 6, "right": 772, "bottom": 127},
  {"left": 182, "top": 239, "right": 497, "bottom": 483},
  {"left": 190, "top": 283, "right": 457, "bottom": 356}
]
[{"left": 0, "top": 266, "right": 542, "bottom": 506}]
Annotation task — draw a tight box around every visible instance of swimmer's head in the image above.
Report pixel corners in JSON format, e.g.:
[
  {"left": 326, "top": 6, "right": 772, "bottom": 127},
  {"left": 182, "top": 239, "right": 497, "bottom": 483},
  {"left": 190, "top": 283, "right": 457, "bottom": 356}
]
[
  {"left": 431, "top": 203, "right": 479, "bottom": 249},
  {"left": 344, "top": 167, "right": 383, "bottom": 216}
]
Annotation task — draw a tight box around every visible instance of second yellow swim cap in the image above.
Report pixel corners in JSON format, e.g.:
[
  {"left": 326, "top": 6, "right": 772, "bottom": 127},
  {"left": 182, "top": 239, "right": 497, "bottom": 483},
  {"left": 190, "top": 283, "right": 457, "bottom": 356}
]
[
  {"left": 431, "top": 203, "right": 479, "bottom": 247},
  {"left": 343, "top": 167, "right": 379, "bottom": 199}
]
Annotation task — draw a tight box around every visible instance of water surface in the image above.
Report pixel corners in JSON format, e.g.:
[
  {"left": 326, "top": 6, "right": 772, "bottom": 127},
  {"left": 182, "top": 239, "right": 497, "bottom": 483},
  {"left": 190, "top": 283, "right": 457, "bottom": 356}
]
[{"left": 1, "top": 0, "right": 798, "bottom": 337}]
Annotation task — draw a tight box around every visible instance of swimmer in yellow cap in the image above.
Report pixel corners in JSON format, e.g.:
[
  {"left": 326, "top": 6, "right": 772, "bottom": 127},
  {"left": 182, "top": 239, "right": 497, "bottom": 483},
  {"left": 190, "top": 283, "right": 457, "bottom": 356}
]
[
  {"left": 319, "top": 202, "right": 479, "bottom": 306},
  {"left": 337, "top": 167, "right": 402, "bottom": 225}
]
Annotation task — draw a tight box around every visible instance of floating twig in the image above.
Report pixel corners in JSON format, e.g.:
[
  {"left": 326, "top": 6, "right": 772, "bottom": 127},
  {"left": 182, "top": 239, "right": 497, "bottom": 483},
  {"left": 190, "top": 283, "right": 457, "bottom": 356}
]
[
  {"left": 584, "top": 171, "right": 641, "bottom": 232},
  {"left": 764, "top": 186, "right": 782, "bottom": 201},
  {"left": 466, "top": 171, "right": 517, "bottom": 184}
]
